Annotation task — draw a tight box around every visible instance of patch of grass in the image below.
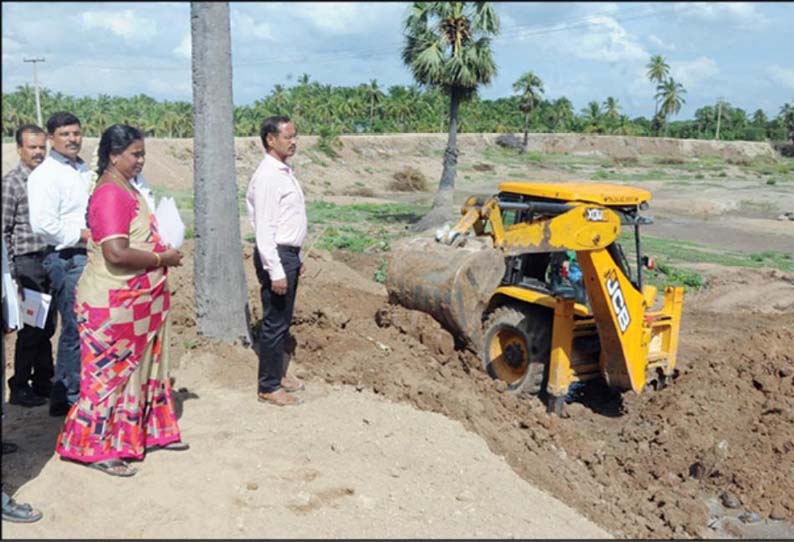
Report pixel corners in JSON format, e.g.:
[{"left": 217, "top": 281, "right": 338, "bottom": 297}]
[
  {"left": 184, "top": 226, "right": 195, "bottom": 240},
  {"left": 766, "top": 178, "right": 777, "bottom": 185},
  {"left": 307, "top": 201, "right": 429, "bottom": 254},
  {"left": 183, "top": 339, "right": 199, "bottom": 350},
  {"left": 373, "top": 258, "right": 388, "bottom": 284},
  {"left": 646, "top": 261, "right": 705, "bottom": 290},
  {"left": 243, "top": 232, "right": 256, "bottom": 243},
  {"left": 626, "top": 234, "right": 794, "bottom": 273}
]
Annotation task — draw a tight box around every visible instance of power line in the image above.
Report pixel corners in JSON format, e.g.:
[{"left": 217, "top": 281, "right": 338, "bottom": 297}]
[{"left": 60, "top": 3, "right": 688, "bottom": 73}]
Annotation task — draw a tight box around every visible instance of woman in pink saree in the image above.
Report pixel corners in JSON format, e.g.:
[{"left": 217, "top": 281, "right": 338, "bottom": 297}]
[{"left": 57, "top": 124, "right": 186, "bottom": 477}]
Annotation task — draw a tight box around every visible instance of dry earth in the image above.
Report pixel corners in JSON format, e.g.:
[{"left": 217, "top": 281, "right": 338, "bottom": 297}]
[{"left": 2, "top": 133, "right": 793, "bottom": 539}]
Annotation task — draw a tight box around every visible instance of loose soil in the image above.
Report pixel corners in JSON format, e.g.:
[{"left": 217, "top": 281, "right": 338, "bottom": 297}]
[{"left": 3, "top": 133, "right": 793, "bottom": 539}]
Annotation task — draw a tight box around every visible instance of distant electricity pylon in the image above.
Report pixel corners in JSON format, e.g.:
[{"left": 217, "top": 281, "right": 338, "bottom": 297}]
[{"left": 23, "top": 57, "right": 46, "bottom": 127}]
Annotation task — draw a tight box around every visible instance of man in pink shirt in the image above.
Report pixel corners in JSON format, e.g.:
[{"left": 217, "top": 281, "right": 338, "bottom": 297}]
[{"left": 246, "top": 116, "right": 307, "bottom": 407}]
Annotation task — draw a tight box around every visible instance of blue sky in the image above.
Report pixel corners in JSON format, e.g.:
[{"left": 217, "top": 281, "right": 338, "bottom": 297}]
[{"left": 2, "top": 2, "right": 793, "bottom": 119}]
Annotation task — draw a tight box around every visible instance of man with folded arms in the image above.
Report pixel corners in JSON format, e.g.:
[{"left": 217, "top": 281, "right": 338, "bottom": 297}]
[{"left": 27, "top": 112, "right": 92, "bottom": 417}]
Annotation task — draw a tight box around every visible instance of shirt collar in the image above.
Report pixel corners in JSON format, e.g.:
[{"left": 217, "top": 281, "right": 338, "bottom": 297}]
[
  {"left": 265, "top": 153, "right": 292, "bottom": 174},
  {"left": 16, "top": 161, "right": 33, "bottom": 177},
  {"left": 49, "top": 148, "right": 84, "bottom": 169}
]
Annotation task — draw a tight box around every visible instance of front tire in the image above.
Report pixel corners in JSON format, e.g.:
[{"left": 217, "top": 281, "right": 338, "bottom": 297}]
[{"left": 482, "top": 305, "right": 552, "bottom": 395}]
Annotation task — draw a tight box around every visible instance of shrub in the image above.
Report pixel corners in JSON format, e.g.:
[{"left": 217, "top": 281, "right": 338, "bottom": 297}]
[
  {"left": 343, "top": 186, "right": 376, "bottom": 197},
  {"left": 390, "top": 166, "right": 428, "bottom": 192},
  {"left": 317, "top": 124, "right": 343, "bottom": 158},
  {"left": 495, "top": 133, "right": 523, "bottom": 150},
  {"left": 613, "top": 156, "right": 640, "bottom": 166},
  {"left": 655, "top": 156, "right": 685, "bottom": 165}
]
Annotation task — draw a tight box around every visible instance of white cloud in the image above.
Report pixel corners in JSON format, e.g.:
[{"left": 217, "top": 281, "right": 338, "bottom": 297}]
[
  {"left": 173, "top": 33, "right": 191, "bottom": 59},
  {"left": 767, "top": 64, "right": 794, "bottom": 91},
  {"left": 291, "top": 2, "right": 404, "bottom": 35},
  {"left": 674, "top": 2, "right": 768, "bottom": 27},
  {"left": 541, "top": 15, "right": 647, "bottom": 63},
  {"left": 648, "top": 34, "right": 675, "bottom": 52},
  {"left": 670, "top": 56, "right": 719, "bottom": 89},
  {"left": 233, "top": 12, "right": 274, "bottom": 41},
  {"left": 81, "top": 9, "right": 157, "bottom": 41}
]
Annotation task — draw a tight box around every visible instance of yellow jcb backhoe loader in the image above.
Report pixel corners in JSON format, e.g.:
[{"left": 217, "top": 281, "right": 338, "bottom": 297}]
[{"left": 386, "top": 182, "right": 684, "bottom": 414}]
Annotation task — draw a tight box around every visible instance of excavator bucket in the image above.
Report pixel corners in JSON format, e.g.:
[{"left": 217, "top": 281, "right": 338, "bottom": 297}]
[{"left": 385, "top": 236, "right": 505, "bottom": 349}]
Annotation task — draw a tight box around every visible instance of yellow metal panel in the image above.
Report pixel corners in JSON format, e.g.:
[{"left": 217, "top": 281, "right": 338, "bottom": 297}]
[
  {"left": 494, "top": 286, "right": 591, "bottom": 316},
  {"left": 500, "top": 205, "right": 621, "bottom": 253},
  {"left": 498, "top": 182, "right": 652, "bottom": 206},
  {"left": 547, "top": 298, "right": 576, "bottom": 396},
  {"left": 577, "top": 248, "right": 650, "bottom": 393}
]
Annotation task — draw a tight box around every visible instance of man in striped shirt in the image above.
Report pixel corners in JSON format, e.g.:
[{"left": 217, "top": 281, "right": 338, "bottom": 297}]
[{"left": 1, "top": 124, "right": 55, "bottom": 408}]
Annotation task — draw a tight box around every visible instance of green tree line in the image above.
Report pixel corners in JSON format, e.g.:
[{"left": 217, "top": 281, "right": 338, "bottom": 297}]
[{"left": 2, "top": 80, "right": 791, "bottom": 142}]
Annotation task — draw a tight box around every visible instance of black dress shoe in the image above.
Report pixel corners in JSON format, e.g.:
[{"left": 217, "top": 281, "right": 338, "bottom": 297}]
[
  {"left": 2, "top": 441, "right": 18, "bottom": 455},
  {"left": 9, "top": 387, "right": 47, "bottom": 408}
]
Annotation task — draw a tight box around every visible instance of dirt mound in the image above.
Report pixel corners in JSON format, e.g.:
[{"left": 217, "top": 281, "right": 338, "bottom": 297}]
[
  {"left": 273, "top": 252, "right": 793, "bottom": 538},
  {"left": 686, "top": 265, "right": 794, "bottom": 314}
]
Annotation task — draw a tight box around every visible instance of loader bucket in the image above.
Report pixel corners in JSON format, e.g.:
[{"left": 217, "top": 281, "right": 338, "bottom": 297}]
[{"left": 385, "top": 236, "right": 506, "bottom": 349}]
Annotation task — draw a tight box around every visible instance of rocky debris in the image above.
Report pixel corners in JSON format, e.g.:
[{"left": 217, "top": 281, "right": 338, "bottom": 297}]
[
  {"left": 720, "top": 491, "right": 742, "bottom": 509},
  {"left": 690, "top": 440, "right": 729, "bottom": 479},
  {"left": 739, "top": 511, "right": 762, "bottom": 524}
]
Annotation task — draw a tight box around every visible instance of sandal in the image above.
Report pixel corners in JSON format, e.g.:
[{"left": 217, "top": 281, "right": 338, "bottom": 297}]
[
  {"left": 87, "top": 460, "right": 137, "bottom": 477},
  {"left": 281, "top": 376, "right": 305, "bottom": 393},
  {"left": 258, "top": 389, "right": 303, "bottom": 406},
  {"left": 2, "top": 498, "right": 43, "bottom": 523},
  {"left": 146, "top": 441, "right": 190, "bottom": 452}
]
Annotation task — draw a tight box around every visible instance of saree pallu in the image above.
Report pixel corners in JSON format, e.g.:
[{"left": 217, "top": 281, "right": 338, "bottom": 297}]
[{"left": 57, "top": 183, "right": 181, "bottom": 462}]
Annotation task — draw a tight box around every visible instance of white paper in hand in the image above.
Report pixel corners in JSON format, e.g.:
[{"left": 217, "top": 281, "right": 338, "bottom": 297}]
[
  {"left": 19, "top": 288, "right": 51, "bottom": 329},
  {"left": 155, "top": 196, "right": 185, "bottom": 249}
]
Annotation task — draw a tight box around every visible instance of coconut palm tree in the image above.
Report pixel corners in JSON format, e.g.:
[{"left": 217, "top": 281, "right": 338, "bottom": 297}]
[
  {"left": 552, "top": 97, "right": 574, "bottom": 132},
  {"left": 512, "top": 71, "right": 544, "bottom": 150},
  {"left": 779, "top": 102, "right": 794, "bottom": 143},
  {"left": 581, "top": 101, "right": 604, "bottom": 134},
  {"left": 655, "top": 78, "right": 686, "bottom": 136},
  {"left": 402, "top": 1, "right": 499, "bottom": 230},
  {"left": 604, "top": 96, "right": 623, "bottom": 131},
  {"left": 362, "top": 79, "right": 385, "bottom": 131},
  {"left": 646, "top": 55, "right": 670, "bottom": 122}
]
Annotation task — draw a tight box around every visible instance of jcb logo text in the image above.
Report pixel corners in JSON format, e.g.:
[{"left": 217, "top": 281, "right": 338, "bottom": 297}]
[{"left": 606, "top": 275, "right": 631, "bottom": 333}]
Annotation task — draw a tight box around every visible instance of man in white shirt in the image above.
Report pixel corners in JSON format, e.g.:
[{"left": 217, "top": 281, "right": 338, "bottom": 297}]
[
  {"left": 246, "top": 116, "right": 307, "bottom": 407},
  {"left": 27, "top": 112, "right": 92, "bottom": 417}
]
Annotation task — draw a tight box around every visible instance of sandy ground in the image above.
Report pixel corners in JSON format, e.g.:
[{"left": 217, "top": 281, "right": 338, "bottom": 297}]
[{"left": 2, "top": 133, "right": 793, "bottom": 539}]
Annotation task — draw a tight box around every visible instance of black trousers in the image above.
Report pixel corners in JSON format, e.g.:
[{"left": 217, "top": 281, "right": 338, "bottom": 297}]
[
  {"left": 254, "top": 246, "right": 301, "bottom": 394},
  {"left": 8, "top": 251, "right": 56, "bottom": 395}
]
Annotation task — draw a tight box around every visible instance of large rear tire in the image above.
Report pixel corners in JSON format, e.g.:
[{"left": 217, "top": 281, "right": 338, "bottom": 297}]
[{"left": 482, "top": 305, "right": 552, "bottom": 395}]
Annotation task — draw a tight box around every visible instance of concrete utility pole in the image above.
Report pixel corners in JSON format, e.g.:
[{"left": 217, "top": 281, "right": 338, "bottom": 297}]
[
  {"left": 715, "top": 97, "right": 724, "bottom": 141},
  {"left": 23, "top": 57, "right": 45, "bottom": 127},
  {"left": 190, "top": 2, "right": 251, "bottom": 343}
]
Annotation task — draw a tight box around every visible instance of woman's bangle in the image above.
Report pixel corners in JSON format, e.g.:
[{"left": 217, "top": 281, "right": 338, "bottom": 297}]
[{"left": 154, "top": 252, "right": 162, "bottom": 267}]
